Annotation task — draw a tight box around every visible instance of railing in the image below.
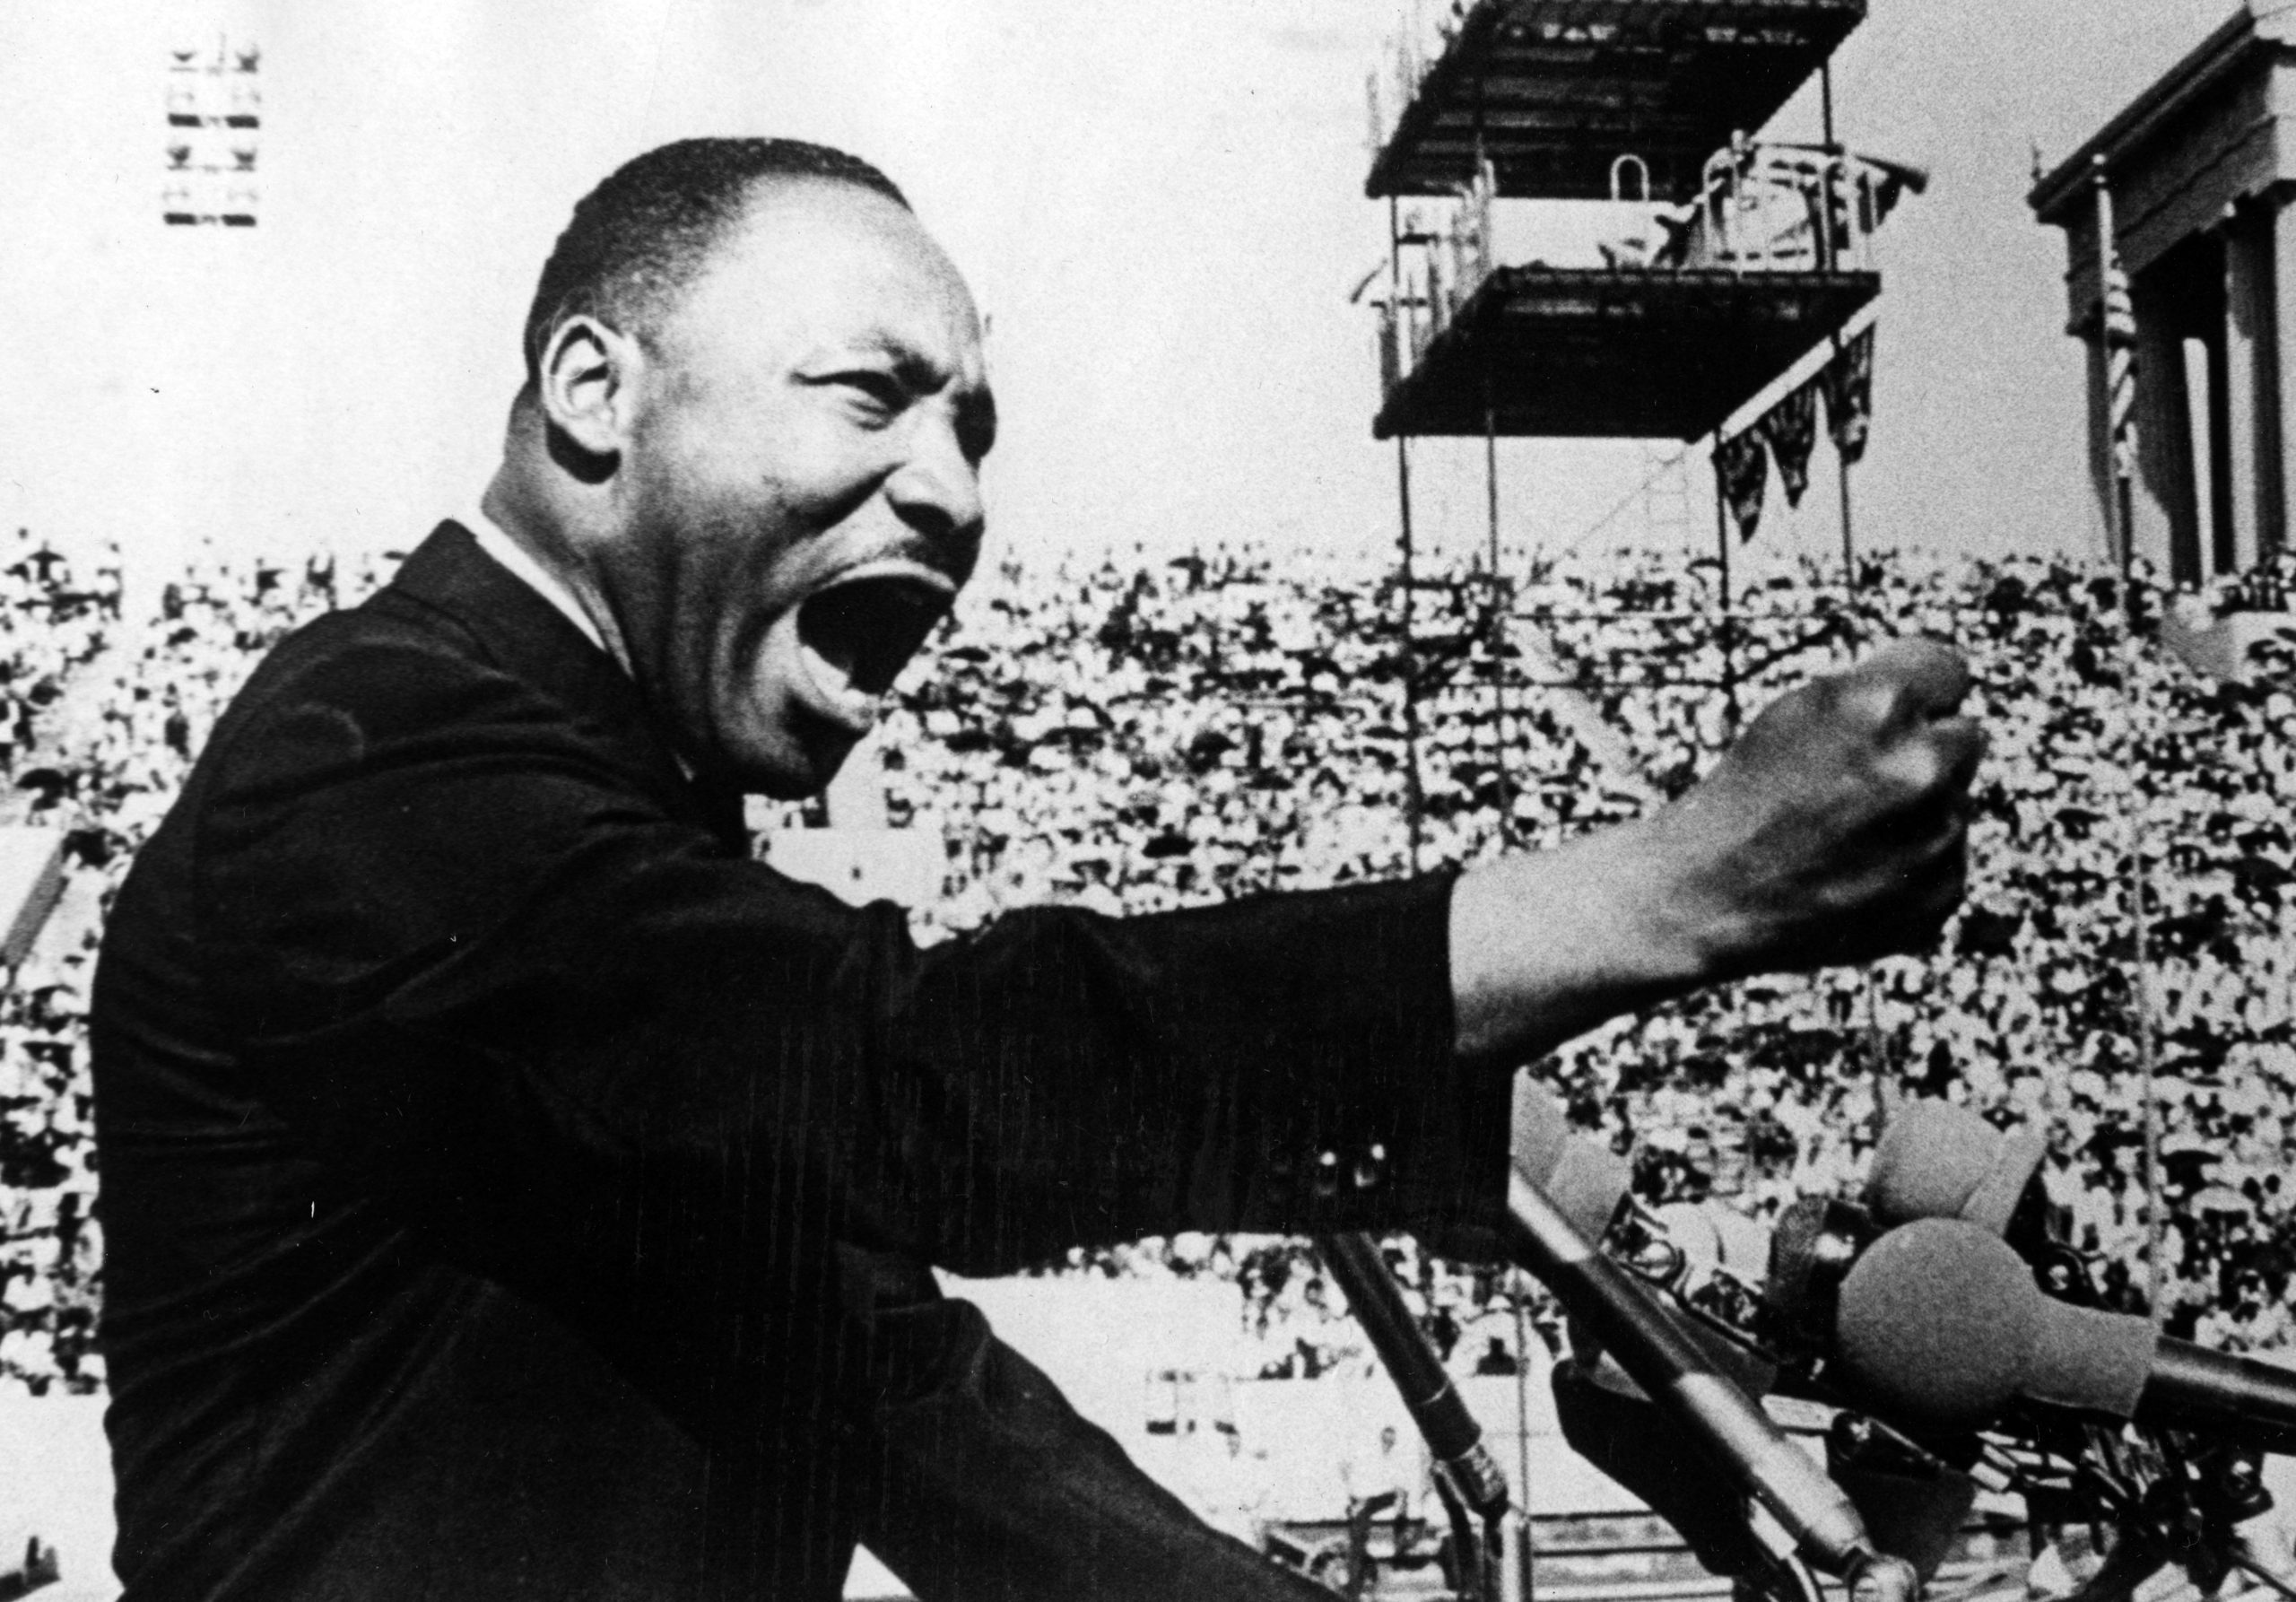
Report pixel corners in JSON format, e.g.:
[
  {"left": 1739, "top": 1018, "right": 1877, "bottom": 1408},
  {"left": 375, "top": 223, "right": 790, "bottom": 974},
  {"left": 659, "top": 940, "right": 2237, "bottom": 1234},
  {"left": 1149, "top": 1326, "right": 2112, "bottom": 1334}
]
[
  {"left": 1372, "top": 154, "right": 1497, "bottom": 385},
  {"left": 1666, "top": 136, "right": 1916, "bottom": 274},
  {"left": 1369, "top": 135, "right": 1919, "bottom": 400}
]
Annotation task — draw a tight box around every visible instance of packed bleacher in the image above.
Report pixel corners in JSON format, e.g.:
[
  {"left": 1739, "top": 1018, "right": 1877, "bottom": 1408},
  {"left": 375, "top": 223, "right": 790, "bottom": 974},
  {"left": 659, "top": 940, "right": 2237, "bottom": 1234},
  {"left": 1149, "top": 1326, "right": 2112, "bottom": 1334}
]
[
  {"left": 0, "top": 532, "right": 124, "bottom": 1396},
  {"left": 0, "top": 529, "right": 2292, "bottom": 1395}
]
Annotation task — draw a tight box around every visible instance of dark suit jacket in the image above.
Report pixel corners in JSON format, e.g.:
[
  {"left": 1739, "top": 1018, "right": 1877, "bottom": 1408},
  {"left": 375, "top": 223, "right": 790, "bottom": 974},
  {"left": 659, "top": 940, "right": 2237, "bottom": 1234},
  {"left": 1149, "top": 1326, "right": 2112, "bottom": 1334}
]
[{"left": 91, "top": 522, "right": 1508, "bottom": 1600}]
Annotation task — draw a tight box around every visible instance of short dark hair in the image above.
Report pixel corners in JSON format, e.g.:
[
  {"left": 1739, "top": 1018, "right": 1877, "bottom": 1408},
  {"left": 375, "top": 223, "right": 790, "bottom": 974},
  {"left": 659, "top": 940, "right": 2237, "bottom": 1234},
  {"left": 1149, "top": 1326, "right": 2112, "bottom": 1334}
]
[{"left": 521, "top": 136, "right": 909, "bottom": 385}]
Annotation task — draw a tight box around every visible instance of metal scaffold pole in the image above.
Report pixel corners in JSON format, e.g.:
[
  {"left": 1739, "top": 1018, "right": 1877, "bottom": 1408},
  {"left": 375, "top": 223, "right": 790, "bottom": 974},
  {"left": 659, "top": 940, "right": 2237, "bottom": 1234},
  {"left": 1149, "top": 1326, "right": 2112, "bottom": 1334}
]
[
  {"left": 1392, "top": 196, "right": 1427, "bottom": 875},
  {"left": 1713, "top": 458, "right": 1739, "bottom": 735},
  {"left": 2094, "top": 155, "right": 2165, "bottom": 1326},
  {"left": 1469, "top": 80, "right": 1518, "bottom": 851},
  {"left": 1485, "top": 402, "right": 1501, "bottom": 577},
  {"left": 1838, "top": 426, "right": 1859, "bottom": 606},
  {"left": 1485, "top": 381, "right": 1519, "bottom": 848},
  {"left": 1820, "top": 58, "right": 1894, "bottom": 1109},
  {"left": 1823, "top": 64, "right": 1859, "bottom": 613},
  {"left": 1398, "top": 433, "right": 1427, "bottom": 876}
]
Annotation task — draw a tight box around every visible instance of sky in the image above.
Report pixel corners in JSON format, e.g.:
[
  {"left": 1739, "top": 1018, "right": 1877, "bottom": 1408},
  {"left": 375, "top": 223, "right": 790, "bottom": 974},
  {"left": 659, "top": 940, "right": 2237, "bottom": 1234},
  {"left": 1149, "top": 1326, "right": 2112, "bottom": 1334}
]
[{"left": 0, "top": 0, "right": 2251, "bottom": 586}]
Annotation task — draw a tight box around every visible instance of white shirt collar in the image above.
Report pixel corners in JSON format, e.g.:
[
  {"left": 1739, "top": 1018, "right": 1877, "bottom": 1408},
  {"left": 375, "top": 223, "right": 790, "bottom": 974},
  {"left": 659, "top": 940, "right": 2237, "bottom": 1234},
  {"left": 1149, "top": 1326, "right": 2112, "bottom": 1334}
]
[
  {"left": 458, "top": 503, "right": 698, "bottom": 782},
  {"left": 460, "top": 504, "right": 608, "bottom": 657}
]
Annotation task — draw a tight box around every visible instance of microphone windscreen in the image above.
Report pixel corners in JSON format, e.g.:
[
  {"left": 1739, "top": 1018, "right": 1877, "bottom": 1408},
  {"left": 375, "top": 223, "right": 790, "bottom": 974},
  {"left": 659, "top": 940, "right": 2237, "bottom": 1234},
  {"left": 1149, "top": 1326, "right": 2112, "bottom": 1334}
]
[
  {"left": 1865, "top": 1101, "right": 2045, "bottom": 1235},
  {"left": 1511, "top": 1076, "right": 1631, "bottom": 1244},
  {"left": 2022, "top": 1297, "right": 2153, "bottom": 1421},
  {"left": 1546, "top": 1138, "right": 1634, "bottom": 1248},
  {"left": 1833, "top": 1219, "right": 2037, "bottom": 1431},
  {"left": 1765, "top": 1196, "right": 1832, "bottom": 1323},
  {"left": 1509, "top": 1075, "right": 1573, "bottom": 1193}
]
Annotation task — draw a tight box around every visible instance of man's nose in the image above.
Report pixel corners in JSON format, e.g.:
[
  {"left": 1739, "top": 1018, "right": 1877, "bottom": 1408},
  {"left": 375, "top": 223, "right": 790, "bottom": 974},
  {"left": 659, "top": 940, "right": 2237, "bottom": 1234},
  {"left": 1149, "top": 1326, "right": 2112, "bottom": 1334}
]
[{"left": 886, "top": 414, "right": 984, "bottom": 547}]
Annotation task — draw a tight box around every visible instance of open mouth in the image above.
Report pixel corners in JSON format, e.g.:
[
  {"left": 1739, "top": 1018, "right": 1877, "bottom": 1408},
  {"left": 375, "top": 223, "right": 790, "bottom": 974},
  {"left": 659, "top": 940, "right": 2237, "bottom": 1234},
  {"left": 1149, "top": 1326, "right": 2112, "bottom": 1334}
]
[{"left": 794, "top": 563, "right": 953, "bottom": 730}]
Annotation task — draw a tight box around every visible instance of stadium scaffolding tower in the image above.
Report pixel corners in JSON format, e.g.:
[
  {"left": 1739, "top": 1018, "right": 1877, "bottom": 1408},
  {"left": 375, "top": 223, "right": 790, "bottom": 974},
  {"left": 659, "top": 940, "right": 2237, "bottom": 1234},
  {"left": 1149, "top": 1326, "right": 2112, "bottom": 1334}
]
[
  {"left": 1360, "top": 0, "right": 1894, "bottom": 848},
  {"left": 1344, "top": 15, "right": 1919, "bottom": 1568},
  {"left": 1365, "top": 0, "right": 1866, "bottom": 203}
]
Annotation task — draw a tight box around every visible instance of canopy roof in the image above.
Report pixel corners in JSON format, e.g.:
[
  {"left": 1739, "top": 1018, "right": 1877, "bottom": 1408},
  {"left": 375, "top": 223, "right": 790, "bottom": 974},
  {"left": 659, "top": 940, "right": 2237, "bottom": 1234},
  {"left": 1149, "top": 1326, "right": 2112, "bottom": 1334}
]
[
  {"left": 1373, "top": 264, "right": 1878, "bottom": 440},
  {"left": 1368, "top": 0, "right": 1866, "bottom": 202}
]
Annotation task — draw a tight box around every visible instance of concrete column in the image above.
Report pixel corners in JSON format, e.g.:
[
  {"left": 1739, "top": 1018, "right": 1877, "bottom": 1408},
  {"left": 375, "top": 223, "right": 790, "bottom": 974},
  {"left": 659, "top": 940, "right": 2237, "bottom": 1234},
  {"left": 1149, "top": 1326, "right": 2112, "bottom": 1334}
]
[
  {"left": 2133, "top": 269, "right": 2197, "bottom": 579},
  {"left": 2187, "top": 335, "right": 2225, "bottom": 576},
  {"left": 2225, "top": 211, "right": 2274, "bottom": 570},
  {"left": 2271, "top": 196, "right": 2296, "bottom": 556}
]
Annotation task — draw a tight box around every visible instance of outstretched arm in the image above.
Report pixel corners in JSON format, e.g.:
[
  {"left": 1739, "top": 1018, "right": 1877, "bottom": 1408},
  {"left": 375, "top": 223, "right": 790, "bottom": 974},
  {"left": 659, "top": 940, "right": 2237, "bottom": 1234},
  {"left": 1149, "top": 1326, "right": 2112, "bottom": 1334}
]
[{"left": 1450, "top": 636, "right": 1982, "bottom": 1066}]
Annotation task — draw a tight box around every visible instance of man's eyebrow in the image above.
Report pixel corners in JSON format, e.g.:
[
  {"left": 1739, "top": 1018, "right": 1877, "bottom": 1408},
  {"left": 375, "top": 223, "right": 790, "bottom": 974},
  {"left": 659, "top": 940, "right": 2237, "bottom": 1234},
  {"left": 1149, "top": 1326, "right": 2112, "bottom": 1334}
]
[{"left": 813, "top": 335, "right": 995, "bottom": 456}]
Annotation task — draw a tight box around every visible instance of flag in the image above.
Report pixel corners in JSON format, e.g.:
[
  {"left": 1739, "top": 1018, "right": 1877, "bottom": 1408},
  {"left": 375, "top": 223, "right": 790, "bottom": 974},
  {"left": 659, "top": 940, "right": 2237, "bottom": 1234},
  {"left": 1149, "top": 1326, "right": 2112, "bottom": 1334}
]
[
  {"left": 1854, "top": 155, "right": 1927, "bottom": 235},
  {"left": 1760, "top": 379, "right": 1821, "bottom": 506},
  {"left": 2103, "top": 259, "right": 2138, "bottom": 483},
  {"left": 1715, "top": 431, "right": 1770, "bottom": 543},
  {"left": 2090, "top": 159, "right": 2142, "bottom": 570},
  {"left": 1822, "top": 326, "right": 1875, "bottom": 465},
  {"left": 2096, "top": 183, "right": 2139, "bottom": 486}
]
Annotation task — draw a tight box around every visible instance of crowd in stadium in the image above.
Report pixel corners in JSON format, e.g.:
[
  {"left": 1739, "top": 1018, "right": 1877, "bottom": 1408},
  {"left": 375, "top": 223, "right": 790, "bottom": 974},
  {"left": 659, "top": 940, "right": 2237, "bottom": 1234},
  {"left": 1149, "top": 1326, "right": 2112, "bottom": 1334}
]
[{"left": 0, "top": 527, "right": 2291, "bottom": 1394}]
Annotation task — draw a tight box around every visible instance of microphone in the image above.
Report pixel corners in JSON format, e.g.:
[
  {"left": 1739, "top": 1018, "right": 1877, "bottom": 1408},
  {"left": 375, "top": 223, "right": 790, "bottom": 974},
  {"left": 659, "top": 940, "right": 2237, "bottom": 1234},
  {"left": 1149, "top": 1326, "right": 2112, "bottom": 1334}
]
[
  {"left": 1767, "top": 1099, "right": 2044, "bottom": 1351},
  {"left": 1863, "top": 1100, "right": 2047, "bottom": 1236},
  {"left": 1764, "top": 1195, "right": 1878, "bottom": 1351},
  {"left": 1832, "top": 1219, "right": 2296, "bottom": 1452},
  {"left": 1424, "top": 1075, "right": 1632, "bottom": 1266},
  {"left": 1509, "top": 1075, "right": 1632, "bottom": 1246},
  {"left": 1506, "top": 1171, "right": 1883, "bottom": 1576},
  {"left": 1317, "top": 1232, "right": 1513, "bottom": 1518}
]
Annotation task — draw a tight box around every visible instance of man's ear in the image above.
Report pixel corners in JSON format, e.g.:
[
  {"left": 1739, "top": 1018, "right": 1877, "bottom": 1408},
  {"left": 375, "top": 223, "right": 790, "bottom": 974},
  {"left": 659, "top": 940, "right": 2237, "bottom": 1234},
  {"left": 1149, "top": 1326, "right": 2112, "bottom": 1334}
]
[{"left": 535, "top": 315, "right": 640, "bottom": 464}]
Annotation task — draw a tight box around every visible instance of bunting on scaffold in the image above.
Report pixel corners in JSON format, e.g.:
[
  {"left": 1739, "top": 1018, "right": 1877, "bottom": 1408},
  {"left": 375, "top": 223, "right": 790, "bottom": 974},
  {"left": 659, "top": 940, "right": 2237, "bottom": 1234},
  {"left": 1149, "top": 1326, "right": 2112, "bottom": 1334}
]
[
  {"left": 1760, "top": 378, "right": 1821, "bottom": 507},
  {"left": 1821, "top": 325, "right": 1875, "bottom": 465},
  {"left": 1714, "top": 430, "right": 1770, "bottom": 543}
]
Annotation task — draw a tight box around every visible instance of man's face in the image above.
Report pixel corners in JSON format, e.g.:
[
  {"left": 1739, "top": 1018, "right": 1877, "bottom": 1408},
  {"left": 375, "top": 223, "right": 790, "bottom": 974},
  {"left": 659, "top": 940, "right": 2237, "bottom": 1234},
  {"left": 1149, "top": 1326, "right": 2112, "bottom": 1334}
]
[{"left": 600, "top": 181, "right": 994, "bottom": 796}]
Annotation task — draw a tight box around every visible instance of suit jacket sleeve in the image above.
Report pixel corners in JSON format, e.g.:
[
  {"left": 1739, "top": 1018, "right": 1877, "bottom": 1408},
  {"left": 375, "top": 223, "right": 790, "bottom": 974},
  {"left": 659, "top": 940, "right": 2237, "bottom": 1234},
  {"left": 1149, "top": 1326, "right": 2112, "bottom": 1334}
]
[{"left": 188, "top": 619, "right": 1509, "bottom": 1545}]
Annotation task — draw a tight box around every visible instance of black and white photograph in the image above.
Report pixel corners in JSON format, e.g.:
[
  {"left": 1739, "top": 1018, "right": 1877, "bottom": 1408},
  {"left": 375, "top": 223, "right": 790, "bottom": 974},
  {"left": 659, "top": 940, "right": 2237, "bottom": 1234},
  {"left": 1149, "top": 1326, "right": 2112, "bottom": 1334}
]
[{"left": 3, "top": 3, "right": 2295, "bottom": 1598}]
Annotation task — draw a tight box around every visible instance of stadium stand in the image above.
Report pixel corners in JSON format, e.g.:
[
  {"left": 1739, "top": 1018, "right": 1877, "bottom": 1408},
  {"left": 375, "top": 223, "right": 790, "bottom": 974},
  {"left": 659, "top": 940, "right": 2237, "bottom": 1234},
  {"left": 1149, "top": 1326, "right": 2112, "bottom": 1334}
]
[{"left": 0, "top": 535, "right": 2292, "bottom": 1402}]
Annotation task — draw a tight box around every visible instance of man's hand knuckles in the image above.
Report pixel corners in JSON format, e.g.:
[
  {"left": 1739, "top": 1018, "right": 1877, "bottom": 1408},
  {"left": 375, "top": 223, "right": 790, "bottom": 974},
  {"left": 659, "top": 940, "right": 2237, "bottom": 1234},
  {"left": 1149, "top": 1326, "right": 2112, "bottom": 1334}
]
[
  {"left": 1813, "top": 672, "right": 1896, "bottom": 739},
  {"left": 1775, "top": 674, "right": 1844, "bottom": 737},
  {"left": 1931, "top": 715, "right": 1986, "bottom": 782},
  {"left": 1906, "top": 745, "right": 1962, "bottom": 805},
  {"left": 1856, "top": 748, "right": 1945, "bottom": 816},
  {"left": 1878, "top": 723, "right": 1984, "bottom": 809},
  {"left": 1852, "top": 638, "right": 1974, "bottom": 727}
]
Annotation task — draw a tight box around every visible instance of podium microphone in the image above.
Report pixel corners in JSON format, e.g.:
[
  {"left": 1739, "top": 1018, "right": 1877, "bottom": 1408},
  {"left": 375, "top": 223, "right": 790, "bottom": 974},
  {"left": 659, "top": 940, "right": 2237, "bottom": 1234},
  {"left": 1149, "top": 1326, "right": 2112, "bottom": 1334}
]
[
  {"left": 1768, "top": 1097, "right": 2046, "bottom": 1349},
  {"left": 1863, "top": 1100, "right": 2047, "bottom": 1236},
  {"left": 1318, "top": 1231, "right": 1512, "bottom": 1517},
  {"left": 1833, "top": 1218, "right": 2296, "bottom": 1453},
  {"left": 1509, "top": 1075, "right": 1633, "bottom": 1244},
  {"left": 1505, "top": 1171, "right": 1914, "bottom": 1600}
]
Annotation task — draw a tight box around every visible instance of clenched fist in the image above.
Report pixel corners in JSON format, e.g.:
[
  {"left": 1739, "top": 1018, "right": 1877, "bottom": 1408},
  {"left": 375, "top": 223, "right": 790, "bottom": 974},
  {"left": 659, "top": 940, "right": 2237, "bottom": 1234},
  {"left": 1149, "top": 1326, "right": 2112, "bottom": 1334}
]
[
  {"left": 1653, "top": 635, "right": 1981, "bottom": 977},
  {"left": 1448, "top": 637, "right": 1982, "bottom": 1066}
]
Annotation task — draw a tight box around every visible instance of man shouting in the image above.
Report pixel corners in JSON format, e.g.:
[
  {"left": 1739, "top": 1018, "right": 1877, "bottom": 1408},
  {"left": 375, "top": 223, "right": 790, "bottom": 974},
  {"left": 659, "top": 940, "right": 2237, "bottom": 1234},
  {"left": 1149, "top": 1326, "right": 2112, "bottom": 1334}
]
[{"left": 93, "top": 138, "right": 1980, "bottom": 1600}]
